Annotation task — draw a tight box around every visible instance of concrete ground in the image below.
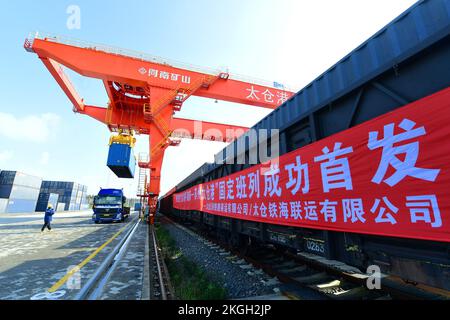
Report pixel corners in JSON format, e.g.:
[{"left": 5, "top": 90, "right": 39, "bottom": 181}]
[
  {"left": 0, "top": 210, "right": 143, "bottom": 300},
  {"left": 98, "top": 221, "right": 148, "bottom": 300}
]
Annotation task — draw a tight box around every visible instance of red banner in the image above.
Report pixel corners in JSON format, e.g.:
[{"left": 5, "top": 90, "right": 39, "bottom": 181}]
[{"left": 174, "top": 88, "right": 450, "bottom": 243}]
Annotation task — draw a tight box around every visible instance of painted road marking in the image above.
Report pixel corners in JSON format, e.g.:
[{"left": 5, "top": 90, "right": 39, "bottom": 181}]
[
  {"left": 30, "top": 290, "right": 67, "bottom": 300},
  {"left": 46, "top": 222, "right": 131, "bottom": 294}
]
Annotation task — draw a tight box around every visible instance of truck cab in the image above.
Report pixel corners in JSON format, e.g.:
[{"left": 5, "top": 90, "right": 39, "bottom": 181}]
[{"left": 92, "top": 188, "right": 130, "bottom": 223}]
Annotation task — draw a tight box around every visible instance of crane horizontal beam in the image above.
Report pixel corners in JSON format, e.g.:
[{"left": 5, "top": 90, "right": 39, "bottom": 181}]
[{"left": 29, "top": 37, "right": 294, "bottom": 108}]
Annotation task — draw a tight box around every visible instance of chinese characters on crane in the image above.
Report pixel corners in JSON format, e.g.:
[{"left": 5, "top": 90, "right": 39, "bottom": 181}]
[
  {"left": 137, "top": 67, "right": 291, "bottom": 105},
  {"left": 139, "top": 67, "right": 191, "bottom": 84},
  {"left": 246, "top": 85, "right": 290, "bottom": 104}
]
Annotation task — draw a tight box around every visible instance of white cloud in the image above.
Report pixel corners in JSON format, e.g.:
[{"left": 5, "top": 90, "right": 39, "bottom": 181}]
[
  {"left": 0, "top": 113, "right": 61, "bottom": 142},
  {"left": 40, "top": 152, "right": 50, "bottom": 165},
  {"left": 0, "top": 150, "right": 13, "bottom": 162}
]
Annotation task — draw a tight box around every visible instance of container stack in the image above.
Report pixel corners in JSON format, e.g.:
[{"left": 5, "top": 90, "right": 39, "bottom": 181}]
[
  {"left": 0, "top": 171, "right": 42, "bottom": 213},
  {"left": 39, "top": 181, "right": 88, "bottom": 212}
]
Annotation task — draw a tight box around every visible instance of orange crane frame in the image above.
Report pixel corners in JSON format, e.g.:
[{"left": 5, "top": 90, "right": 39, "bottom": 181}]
[{"left": 24, "top": 32, "right": 294, "bottom": 223}]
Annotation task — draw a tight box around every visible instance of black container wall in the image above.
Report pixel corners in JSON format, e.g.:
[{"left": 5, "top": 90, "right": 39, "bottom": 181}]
[
  {"left": 0, "top": 185, "right": 12, "bottom": 199},
  {"left": 35, "top": 202, "right": 48, "bottom": 212},
  {"left": 0, "top": 172, "right": 15, "bottom": 185}
]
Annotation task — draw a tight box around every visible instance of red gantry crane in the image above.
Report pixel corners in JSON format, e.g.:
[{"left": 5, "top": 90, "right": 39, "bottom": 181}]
[{"left": 24, "top": 32, "right": 294, "bottom": 224}]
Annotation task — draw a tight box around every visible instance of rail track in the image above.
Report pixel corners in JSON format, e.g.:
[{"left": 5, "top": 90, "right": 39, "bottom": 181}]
[
  {"left": 161, "top": 214, "right": 449, "bottom": 300},
  {"left": 149, "top": 225, "right": 173, "bottom": 300},
  {"left": 74, "top": 219, "right": 141, "bottom": 300},
  {"left": 72, "top": 216, "right": 172, "bottom": 300},
  {"left": 73, "top": 217, "right": 141, "bottom": 300}
]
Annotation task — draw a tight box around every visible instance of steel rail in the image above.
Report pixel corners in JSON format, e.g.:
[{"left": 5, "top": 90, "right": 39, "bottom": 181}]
[
  {"left": 150, "top": 225, "right": 167, "bottom": 300},
  {"left": 74, "top": 217, "right": 140, "bottom": 300}
]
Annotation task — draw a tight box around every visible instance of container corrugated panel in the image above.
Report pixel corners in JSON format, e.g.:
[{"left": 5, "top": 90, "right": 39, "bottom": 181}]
[
  {"left": 0, "top": 184, "right": 12, "bottom": 199},
  {"left": 35, "top": 201, "right": 48, "bottom": 212},
  {"left": 49, "top": 193, "right": 59, "bottom": 207},
  {"left": 56, "top": 203, "right": 65, "bottom": 212},
  {"left": 38, "top": 193, "right": 48, "bottom": 200},
  {"left": 12, "top": 172, "right": 42, "bottom": 189},
  {"left": 38, "top": 192, "right": 51, "bottom": 201},
  {"left": 0, "top": 171, "right": 42, "bottom": 189},
  {"left": 215, "top": 0, "right": 450, "bottom": 164},
  {"left": 9, "top": 185, "right": 40, "bottom": 201},
  {"left": 6, "top": 199, "right": 38, "bottom": 213},
  {"left": 107, "top": 143, "right": 136, "bottom": 178},
  {"left": 41, "top": 181, "right": 77, "bottom": 199},
  {"left": 0, "top": 171, "right": 16, "bottom": 185},
  {"left": 72, "top": 185, "right": 79, "bottom": 197},
  {"left": 0, "top": 199, "right": 7, "bottom": 213}
]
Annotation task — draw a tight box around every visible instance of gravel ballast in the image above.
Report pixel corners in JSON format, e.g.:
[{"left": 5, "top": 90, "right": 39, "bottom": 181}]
[{"left": 160, "top": 218, "right": 279, "bottom": 299}]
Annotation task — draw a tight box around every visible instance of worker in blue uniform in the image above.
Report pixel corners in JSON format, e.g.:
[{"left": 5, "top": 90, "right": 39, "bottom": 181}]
[{"left": 41, "top": 204, "right": 55, "bottom": 232}]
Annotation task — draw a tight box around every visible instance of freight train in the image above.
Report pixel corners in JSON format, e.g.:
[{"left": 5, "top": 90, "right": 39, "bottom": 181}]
[{"left": 159, "top": 0, "right": 450, "bottom": 291}]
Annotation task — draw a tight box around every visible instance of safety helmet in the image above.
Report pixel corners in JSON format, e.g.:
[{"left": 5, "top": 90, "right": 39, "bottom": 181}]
[{"left": 48, "top": 204, "right": 53, "bottom": 209}]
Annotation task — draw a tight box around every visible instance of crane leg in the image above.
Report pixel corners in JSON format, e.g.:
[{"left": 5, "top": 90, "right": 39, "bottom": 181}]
[{"left": 146, "top": 133, "right": 166, "bottom": 225}]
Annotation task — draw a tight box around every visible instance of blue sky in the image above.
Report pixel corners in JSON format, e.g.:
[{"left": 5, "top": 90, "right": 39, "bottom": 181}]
[{"left": 0, "top": 0, "right": 417, "bottom": 197}]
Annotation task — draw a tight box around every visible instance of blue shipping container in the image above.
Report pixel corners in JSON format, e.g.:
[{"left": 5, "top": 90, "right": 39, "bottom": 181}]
[
  {"left": 107, "top": 143, "right": 136, "bottom": 178},
  {"left": 6, "top": 199, "right": 38, "bottom": 213},
  {"left": 134, "top": 203, "right": 142, "bottom": 211}
]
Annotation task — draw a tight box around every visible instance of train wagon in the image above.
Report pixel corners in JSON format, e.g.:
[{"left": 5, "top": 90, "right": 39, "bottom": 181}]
[{"left": 159, "top": 0, "right": 450, "bottom": 291}]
